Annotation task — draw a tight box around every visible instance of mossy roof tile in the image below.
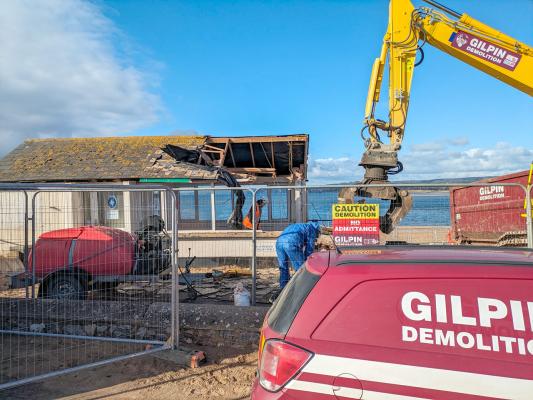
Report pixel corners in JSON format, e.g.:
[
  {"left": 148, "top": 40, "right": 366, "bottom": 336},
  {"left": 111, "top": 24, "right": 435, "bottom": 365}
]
[{"left": 0, "top": 135, "right": 216, "bottom": 182}]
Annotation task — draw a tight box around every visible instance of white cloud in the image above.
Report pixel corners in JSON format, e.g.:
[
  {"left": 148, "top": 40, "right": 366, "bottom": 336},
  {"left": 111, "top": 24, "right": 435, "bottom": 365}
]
[
  {"left": 410, "top": 142, "right": 446, "bottom": 153},
  {"left": 401, "top": 141, "right": 532, "bottom": 179},
  {"left": 308, "top": 156, "right": 361, "bottom": 183},
  {"left": 0, "top": 0, "right": 161, "bottom": 155},
  {"left": 448, "top": 137, "right": 469, "bottom": 146},
  {"left": 308, "top": 141, "right": 533, "bottom": 183}
]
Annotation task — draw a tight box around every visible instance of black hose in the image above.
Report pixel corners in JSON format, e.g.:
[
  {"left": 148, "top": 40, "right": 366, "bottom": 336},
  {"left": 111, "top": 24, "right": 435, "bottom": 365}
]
[
  {"left": 178, "top": 259, "right": 204, "bottom": 300},
  {"left": 415, "top": 47, "right": 425, "bottom": 67},
  {"left": 388, "top": 161, "right": 404, "bottom": 175}
]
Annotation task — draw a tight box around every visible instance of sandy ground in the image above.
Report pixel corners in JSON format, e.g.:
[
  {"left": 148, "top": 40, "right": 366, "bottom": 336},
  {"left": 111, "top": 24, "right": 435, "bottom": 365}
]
[
  {"left": 2, "top": 339, "right": 257, "bottom": 400},
  {"left": 0, "top": 262, "right": 265, "bottom": 399}
]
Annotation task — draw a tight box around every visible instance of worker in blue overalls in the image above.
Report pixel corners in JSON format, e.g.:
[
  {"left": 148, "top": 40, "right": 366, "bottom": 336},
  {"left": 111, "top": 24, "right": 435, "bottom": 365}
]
[{"left": 275, "top": 221, "right": 321, "bottom": 289}]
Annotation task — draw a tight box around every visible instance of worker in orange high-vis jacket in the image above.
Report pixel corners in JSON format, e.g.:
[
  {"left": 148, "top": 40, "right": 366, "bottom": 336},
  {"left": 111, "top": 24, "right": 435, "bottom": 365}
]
[{"left": 243, "top": 199, "right": 267, "bottom": 230}]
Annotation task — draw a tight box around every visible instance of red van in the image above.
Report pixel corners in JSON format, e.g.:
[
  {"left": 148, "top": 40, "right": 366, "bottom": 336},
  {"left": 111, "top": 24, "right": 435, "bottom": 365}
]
[{"left": 251, "top": 247, "right": 533, "bottom": 399}]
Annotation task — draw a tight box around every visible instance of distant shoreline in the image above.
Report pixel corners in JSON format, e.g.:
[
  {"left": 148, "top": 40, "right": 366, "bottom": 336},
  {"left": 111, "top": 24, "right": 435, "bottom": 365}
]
[
  {"left": 408, "top": 190, "right": 449, "bottom": 195},
  {"left": 331, "top": 176, "right": 491, "bottom": 187}
]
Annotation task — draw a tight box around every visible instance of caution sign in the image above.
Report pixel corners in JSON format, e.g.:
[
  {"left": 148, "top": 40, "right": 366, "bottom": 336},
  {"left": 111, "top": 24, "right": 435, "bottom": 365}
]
[{"left": 332, "top": 203, "right": 380, "bottom": 246}]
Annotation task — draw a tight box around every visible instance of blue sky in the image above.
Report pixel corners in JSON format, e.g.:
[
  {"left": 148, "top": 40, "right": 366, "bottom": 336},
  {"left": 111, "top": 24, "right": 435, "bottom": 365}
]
[{"left": 1, "top": 0, "right": 532, "bottom": 182}]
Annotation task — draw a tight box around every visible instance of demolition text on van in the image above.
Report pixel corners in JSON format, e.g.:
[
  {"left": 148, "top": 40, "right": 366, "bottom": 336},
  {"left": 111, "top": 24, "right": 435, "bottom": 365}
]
[{"left": 401, "top": 291, "right": 533, "bottom": 356}]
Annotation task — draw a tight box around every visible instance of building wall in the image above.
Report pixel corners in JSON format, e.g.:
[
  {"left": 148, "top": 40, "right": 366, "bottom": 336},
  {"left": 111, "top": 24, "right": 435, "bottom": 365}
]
[
  {"left": 0, "top": 186, "right": 164, "bottom": 258},
  {"left": 0, "top": 191, "right": 29, "bottom": 256}
]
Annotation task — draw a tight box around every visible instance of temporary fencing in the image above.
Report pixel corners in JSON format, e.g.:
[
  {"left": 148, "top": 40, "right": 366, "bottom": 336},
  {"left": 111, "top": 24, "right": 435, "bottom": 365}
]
[
  {"left": 275, "top": 182, "right": 529, "bottom": 247},
  {"left": 0, "top": 181, "right": 531, "bottom": 391},
  {"left": 0, "top": 184, "right": 178, "bottom": 390},
  {"left": 256, "top": 184, "right": 450, "bottom": 245},
  {"left": 172, "top": 182, "right": 531, "bottom": 306},
  {"left": 173, "top": 187, "right": 259, "bottom": 305}
]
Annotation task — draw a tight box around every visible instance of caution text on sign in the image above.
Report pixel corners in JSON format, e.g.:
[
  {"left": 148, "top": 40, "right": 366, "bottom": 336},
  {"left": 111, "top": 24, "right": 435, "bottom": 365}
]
[
  {"left": 332, "top": 203, "right": 380, "bottom": 247},
  {"left": 332, "top": 204, "right": 379, "bottom": 219}
]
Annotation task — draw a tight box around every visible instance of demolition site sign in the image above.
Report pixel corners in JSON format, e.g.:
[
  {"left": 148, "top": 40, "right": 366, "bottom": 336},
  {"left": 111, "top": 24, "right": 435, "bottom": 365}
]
[{"left": 332, "top": 203, "right": 380, "bottom": 246}]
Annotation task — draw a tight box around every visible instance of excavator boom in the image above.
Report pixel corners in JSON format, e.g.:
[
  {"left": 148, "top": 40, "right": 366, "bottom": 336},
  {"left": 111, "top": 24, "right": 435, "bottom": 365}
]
[{"left": 340, "top": 0, "right": 533, "bottom": 234}]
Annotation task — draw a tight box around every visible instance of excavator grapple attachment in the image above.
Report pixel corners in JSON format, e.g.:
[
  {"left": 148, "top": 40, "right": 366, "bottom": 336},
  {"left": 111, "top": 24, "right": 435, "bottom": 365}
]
[
  {"left": 338, "top": 183, "right": 412, "bottom": 234},
  {"left": 339, "top": 147, "right": 413, "bottom": 234},
  {"left": 380, "top": 188, "right": 412, "bottom": 234}
]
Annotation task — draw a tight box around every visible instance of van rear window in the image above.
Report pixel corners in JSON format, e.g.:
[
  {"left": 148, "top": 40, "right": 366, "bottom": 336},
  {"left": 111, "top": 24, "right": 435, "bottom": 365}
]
[{"left": 267, "top": 266, "right": 320, "bottom": 335}]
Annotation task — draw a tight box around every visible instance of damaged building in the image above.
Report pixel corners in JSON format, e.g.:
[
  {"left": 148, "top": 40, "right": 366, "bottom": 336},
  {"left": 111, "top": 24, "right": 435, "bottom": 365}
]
[{"left": 0, "top": 134, "right": 309, "bottom": 235}]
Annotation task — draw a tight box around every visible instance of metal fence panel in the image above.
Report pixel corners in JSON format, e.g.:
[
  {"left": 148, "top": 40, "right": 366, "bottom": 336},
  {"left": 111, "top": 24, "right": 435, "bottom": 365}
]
[
  {"left": 0, "top": 185, "right": 177, "bottom": 390},
  {"left": 173, "top": 187, "right": 266, "bottom": 305},
  {"left": 172, "top": 182, "right": 530, "bottom": 307},
  {"left": 0, "top": 190, "right": 29, "bottom": 297},
  {"left": 257, "top": 183, "right": 529, "bottom": 248},
  {"left": 1, "top": 180, "right": 531, "bottom": 390}
]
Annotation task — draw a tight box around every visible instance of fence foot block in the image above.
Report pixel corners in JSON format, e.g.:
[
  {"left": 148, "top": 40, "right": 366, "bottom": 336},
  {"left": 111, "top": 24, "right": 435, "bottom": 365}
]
[{"left": 152, "top": 348, "right": 207, "bottom": 369}]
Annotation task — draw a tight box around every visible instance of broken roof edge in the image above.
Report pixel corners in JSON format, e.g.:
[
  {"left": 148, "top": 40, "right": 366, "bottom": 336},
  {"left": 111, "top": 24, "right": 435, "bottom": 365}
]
[{"left": 206, "top": 133, "right": 308, "bottom": 142}]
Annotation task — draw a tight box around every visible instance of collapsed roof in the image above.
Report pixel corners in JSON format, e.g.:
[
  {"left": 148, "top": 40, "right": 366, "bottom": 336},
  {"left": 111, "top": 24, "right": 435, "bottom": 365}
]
[{"left": 0, "top": 134, "right": 308, "bottom": 184}]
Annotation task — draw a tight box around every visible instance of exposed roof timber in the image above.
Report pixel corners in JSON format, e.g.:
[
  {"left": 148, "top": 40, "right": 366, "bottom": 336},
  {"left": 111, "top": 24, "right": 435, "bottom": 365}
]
[
  {"left": 228, "top": 141, "right": 237, "bottom": 168},
  {"left": 202, "top": 144, "right": 225, "bottom": 154},
  {"left": 219, "top": 140, "right": 229, "bottom": 167},
  {"left": 198, "top": 150, "right": 213, "bottom": 165},
  {"left": 207, "top": 136, "right": 307, "bottom": 144},
  {"left": 304, "top": 139, "right": 309, "bottom": 179},
  {"left": 229, "top": 167, "right": 276, "bottom": 174},
  {"left": 200, "top": 135, "right": 307, "bottom": 181},
  {"left": 270, "top": 142, "right": 275, "bottom": 169},
  {"left": 249, "top": 143, "right": 256, "bottom": 167},
  {"left": 257, "top": 142, "right": 271, "bottom": 168}
]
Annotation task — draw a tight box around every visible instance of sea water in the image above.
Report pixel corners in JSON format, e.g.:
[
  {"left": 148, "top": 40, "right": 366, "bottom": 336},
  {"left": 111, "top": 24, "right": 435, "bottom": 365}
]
[{"left": 178, "top": 189, "right": 450, "bottom": 226}]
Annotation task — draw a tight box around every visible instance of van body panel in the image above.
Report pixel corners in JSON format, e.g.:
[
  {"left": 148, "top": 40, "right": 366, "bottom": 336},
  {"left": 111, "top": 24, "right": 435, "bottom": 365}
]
[
  {"left": 253, "top": 248, "right": 533, "bottom": 399},
  {"left": 311, "top": 278, "right": 533, "bottom": 377}
]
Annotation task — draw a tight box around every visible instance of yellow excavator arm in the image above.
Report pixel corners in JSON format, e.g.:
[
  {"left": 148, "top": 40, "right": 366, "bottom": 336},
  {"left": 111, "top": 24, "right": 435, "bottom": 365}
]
[{"left": 341, "top": 0, "right": 533, "bottom": 234}]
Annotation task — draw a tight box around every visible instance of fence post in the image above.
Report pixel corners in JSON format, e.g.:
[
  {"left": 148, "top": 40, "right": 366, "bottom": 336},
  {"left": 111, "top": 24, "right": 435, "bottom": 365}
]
[
  {"left": 23, "top": 191, "right": 29, "bottom": 299},
  {"left": 169, "top": 189, "right": 179, "bottom": 350},
  {"left": 30, "top": 192, "right": 38, "bottom": 299},
  {"left": 210, "top": 185, "right": 216, "bottom": 231},
  {"left": 527, "top": 188, "right": 533, "bottom": 248},
  {"left": 251, "top": 189, "right": 257, "bottom": 306}
]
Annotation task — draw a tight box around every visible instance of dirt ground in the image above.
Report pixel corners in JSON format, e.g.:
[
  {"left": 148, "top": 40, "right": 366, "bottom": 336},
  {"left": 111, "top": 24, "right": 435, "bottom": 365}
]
[
  {"left": 0, "top": 265, "right": 281, "bottom": 304},
  {"left": 0, "top": 261, "right": 265, "bottom": 399},
  {"left": 2, "top": 341, "right": 257, "bottom": 400}
]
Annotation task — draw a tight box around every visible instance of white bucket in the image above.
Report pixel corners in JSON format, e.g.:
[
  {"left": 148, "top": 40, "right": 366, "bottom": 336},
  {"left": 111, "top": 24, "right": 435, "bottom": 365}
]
[{"left": 234, "top": 282, "right": 251, "bottom": 306}]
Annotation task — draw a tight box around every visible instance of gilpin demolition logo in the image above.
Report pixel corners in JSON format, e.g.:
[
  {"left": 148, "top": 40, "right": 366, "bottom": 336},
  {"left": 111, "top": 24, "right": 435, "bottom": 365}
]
[
  {"left": 401, "top": 291, "right": 533, "bottom": 357},
  {"left": 331, "top": 203, "right": 380, "bottom": 246},
  {"left": 451, "top": 31, "right": 522, "bottom": 71}
]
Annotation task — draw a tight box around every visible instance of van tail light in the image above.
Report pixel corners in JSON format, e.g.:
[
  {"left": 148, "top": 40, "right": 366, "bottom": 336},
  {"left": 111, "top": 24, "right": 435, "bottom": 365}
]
[{"left": 259, "top": 340, "right": 312, "bottom": 392}]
